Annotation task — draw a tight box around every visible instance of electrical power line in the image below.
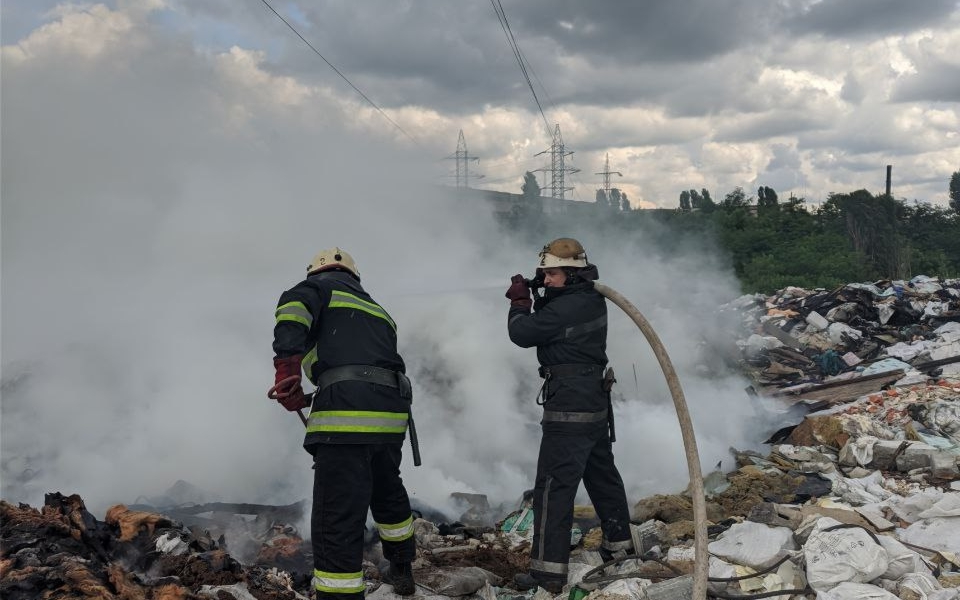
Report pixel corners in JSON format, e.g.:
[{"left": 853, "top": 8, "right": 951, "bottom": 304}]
[
  {"left": 258, "top": 0, "right": 420, "bottom": 147},
  {"left": 490, "top": 0, "right": 551, "bottom": 136}
]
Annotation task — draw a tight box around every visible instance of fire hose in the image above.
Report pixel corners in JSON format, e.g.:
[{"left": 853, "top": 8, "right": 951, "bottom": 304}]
[{"left": 594, "top": 282, "right": 708, "bottom": 600}]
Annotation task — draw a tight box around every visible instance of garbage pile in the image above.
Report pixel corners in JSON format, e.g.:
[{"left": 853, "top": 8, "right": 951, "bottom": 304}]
[
  {"left": 4, "top": 275, "right": 960, "bottom": 600},
  {"left": 0, "top": 492, "right": 312, "bottom": 600},
  {"left": 725, "top": 276, "right": 960, "bottom": 405}
]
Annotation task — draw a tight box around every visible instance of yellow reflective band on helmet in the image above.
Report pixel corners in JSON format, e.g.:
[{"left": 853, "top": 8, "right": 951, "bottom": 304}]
[
  {"left": 313, "top": 569, "right": 365, "bottom": 594},
  {"left": 301, "top": 348, "right": 318, "bottom": 384},
  {"left": 275, "top": 301, "right": 312, "bottom": 327},
  {"left": 306, "top": 410, "right": 408, "bottom": 434},
  {"left": 376, "top": 515, "right": 414, "bottom": 542},
  {"left": 328, "top": 290, "right": 396, "bottom": 332}
]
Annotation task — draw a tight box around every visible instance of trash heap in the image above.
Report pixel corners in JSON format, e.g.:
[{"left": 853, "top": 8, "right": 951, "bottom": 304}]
[
  {"left": 4, "top": 275, "right": 960, "bottom": 599},
  {"left": 725, "top": 275, "right": 960, "bottom": 405},
  {"left": 0, "top": 492, "right": 312, "bottom": 600}
]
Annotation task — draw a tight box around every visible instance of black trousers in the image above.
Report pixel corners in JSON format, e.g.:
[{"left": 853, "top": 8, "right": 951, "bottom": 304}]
[
  {"left": 310, "top": 443, "right": 416, "bottom": 600},
  {"left": 529, "top": 424, "right": 632, "bottom": 585}
]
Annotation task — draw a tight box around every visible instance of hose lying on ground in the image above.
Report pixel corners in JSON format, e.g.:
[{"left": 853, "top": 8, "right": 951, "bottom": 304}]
[{"left": 594, "top": 282, "right": 709, "bottom": 600}]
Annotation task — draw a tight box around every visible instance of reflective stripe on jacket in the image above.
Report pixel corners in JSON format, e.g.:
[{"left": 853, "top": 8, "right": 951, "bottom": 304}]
[{"left": 272, "top": 271, "right": 408, "bottom": 446}]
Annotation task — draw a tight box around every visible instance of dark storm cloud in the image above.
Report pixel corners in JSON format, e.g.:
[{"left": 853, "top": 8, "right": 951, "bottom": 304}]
[
  {"left": 785, "top": 0, "right": 958, "bottom": 38},
  {"left": 891, "top": 61, "right": 960, "bottom": 103},
  {"left": 715, "top": 112, "right": 832, "bottom": 143},
  {"left": 767, "top": 143, "right": 802, "bottom": 171},
  {"left": 169, "top": 0, "right": 781, "bottom": 115},
  {"left": 507, "top": 0, "right": 779, "bottom": 64}
]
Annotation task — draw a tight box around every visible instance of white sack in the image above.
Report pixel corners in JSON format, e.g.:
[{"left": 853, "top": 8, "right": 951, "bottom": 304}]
[
  {"left": 804, "top": 517, "right": 889, "bottom": 592},
  {"left": 815, "top": 582, "right": 897, "bottom": 600},
  {"left": 707, "top": 521, "right": 797, "bottom": 570}
]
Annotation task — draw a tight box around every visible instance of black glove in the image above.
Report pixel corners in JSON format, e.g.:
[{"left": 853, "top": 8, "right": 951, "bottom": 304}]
[{"left": 505, "top": 274, "right": 532, "bottom": 309}]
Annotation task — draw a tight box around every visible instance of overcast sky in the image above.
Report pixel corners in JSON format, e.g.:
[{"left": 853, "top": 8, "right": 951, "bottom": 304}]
[
  {"left": 0, "top": 0, "right": 955, "bottom": 519},
  {"left": 4, "top": 0, "right": 958, "bottom": 208}
]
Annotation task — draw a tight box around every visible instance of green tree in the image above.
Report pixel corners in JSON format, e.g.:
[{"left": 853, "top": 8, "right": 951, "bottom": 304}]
[
  {"left": 522, "top": 171, "right": 540, "bottom": 200},
  {"left": 722, "top": 187, "right": 749, "bottom": 208},
  {"left": 689, "top": 189, "right": 702, "bottom": 209},
  {"left": 595, "top": 189, "right": 608, "bottom": 208},
  {"left": 822, "top": 189, "right": 911, "bottom": 278},
  {"left": 700, "top": 188, "right": 717, "bottom": 213},
  {"left": 757, "top": 186, "right": 778, "bottom": 208},
  {"left": 609, "top": 188, "right": 623, "bottom": 211},
  {"left": 679, "top": 190, "right": 691, "bottom": 211},
  {"left": 950, "top": 171, "right": 960, "bottom": 214}
]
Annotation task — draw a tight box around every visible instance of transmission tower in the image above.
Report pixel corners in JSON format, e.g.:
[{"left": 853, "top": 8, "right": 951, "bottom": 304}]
[
  {"left": 450, "top": 130, "right": 482, "bottom": 189},
  {"left": 595, "top": 153, "right": 622, "bottom": 199},
  {"left": 535, "top": 124, "right": 579, "bottom": 200}
]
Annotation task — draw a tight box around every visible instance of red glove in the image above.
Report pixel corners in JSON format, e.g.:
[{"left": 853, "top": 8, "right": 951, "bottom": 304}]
[
  {"left": 268, "top": 355, "right": 310, "bottom": 412},
  {"left": 505, "top": 274, "right": 532, "bottom": 309}
]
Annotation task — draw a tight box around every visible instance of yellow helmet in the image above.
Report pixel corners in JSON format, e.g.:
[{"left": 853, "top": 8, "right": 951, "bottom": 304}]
[
  {"left": 537, "top": 237, "right": 588, "bottom": 269},
  {"left": 307, "top": 247, "right": 359, "bottom": 279}
]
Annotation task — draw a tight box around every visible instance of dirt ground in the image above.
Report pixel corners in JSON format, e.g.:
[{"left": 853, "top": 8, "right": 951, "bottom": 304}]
[{"left": 424, "top": 546, "right": 530, "bottom": 582}]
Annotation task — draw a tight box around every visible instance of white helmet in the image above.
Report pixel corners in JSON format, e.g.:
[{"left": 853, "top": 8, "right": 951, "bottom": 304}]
[
  {"left": 537, "top": 238, "right": 588, "bottom": 269},
  {"left": 307, "top": 247, "right": 359, "bottom": 279}
]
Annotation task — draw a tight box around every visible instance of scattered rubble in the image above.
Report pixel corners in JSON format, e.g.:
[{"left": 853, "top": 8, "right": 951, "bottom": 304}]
[
  {"left": 3, "top": 276, "right": 959, "bottom": 599},
  {"left": 726, "top": 276, "right": 960, "bottom": 405}
]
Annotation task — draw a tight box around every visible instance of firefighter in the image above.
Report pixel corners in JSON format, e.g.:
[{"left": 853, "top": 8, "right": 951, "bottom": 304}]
[
  {"left": 269, "top": 247, "right": 417, "bottom": 598},
  {"left": 505, "top": 238, "right": 633, "bottom": 594}
]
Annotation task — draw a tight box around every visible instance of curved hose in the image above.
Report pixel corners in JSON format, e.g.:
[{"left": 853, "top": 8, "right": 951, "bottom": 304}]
[{"left": 594, "top": 282, "right": 708, "bottom": 600}]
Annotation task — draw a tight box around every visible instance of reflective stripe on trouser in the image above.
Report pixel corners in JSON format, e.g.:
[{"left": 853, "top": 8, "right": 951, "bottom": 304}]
[
  {"left": 312, "top": 443, "right": 416, "bottom": 600},
  {"left": 313, "top": 570, "right": 365, "bottom": 594},
  {"left": 376, "top": 515, "right": 414, "bottom": 542},
  {"left": 530, "top": 425, "right": 631, "bottom": 584}
]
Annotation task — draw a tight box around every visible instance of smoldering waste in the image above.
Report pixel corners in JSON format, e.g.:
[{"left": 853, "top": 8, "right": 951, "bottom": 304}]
[{"left": 3, "top": 276, "right": 960, "bottom": 599}]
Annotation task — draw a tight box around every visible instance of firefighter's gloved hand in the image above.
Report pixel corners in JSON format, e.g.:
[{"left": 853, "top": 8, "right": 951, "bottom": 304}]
[
  {"left": 505, "top": 274, "right": 532, "bottom": 309},
  {"left": 278, "top": 388, "right": 310, "bottom": 412},
  {"left": 269, "top": 355, "right": 309, "bottom": 411}
]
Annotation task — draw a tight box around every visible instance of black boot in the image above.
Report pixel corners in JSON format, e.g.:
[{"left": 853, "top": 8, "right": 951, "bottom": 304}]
[
  {"left": 598, "top": 547, "right": 629, "bottom": 564},
  {"left": 514, "top": 572, "right": 563, "bottom": 594},
  {"left": 384, "top": 562, "right": 415, "bottom": 596}
]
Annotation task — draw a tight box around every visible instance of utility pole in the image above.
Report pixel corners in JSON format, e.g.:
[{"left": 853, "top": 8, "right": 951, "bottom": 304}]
[
  {"left": 535, "top": 124, "right": 579, "bottom": 200},
  {"left": 450, "top": 130, "right": 482, "bottom": 189},
  {"left": 595, "top": 153, "right": 622, "bottom": 201}
]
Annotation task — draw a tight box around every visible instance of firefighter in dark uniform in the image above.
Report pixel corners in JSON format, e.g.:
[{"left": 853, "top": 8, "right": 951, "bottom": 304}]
[
  {"left": 269, "top": 248, "right": 417, "bottom": 599},
  {"left": 505, "top": 238, "right": 633, "bottom": 594}
]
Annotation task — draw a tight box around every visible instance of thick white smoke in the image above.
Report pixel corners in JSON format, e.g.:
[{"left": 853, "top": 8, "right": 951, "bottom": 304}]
[{"left": 1, "top": 4, "right": 769, "bottom": 526}]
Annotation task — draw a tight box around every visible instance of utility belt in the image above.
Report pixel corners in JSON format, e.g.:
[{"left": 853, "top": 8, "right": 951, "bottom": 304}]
[
  {"left": 317, "top": 364, "right": 412, "bottom": 398},
  {"left": 538, "top": 363, "right": 605, "bottom": 379},
  {"left": 536, "top": 363, "right": 617, "bottom": 442},
  {"left": 542, "top": 408, "right": 608, "bottom": 424},
  {"left": 314, "top": 365, "right": 420, "bottom": 466}
]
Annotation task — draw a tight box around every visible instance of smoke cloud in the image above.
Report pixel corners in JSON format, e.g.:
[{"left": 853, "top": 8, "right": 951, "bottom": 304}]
[{"left": 2, "top": 4, "right": 771, "bottom": 526}]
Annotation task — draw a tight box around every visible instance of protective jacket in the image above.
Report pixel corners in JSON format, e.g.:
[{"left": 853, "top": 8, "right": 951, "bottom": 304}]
[
  {"left": 508, "top": 281, "right": 609, "bottom": 422},
  {"left": 273, "top": 270, "right": 409, "bottom": 447}
]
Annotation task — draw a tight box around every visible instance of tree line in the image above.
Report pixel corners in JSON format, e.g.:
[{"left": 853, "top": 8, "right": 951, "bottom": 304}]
[{"left": 503, "top": 170, "right": 960, "bottom": 294}]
